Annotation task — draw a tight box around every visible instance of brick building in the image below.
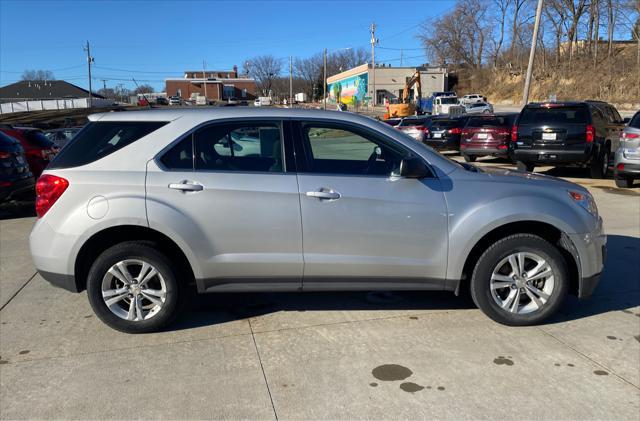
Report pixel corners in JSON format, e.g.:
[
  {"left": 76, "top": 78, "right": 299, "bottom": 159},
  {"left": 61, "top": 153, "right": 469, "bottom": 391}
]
[{"left": 165, "top": 66, "right": 257, "bottom": 102}]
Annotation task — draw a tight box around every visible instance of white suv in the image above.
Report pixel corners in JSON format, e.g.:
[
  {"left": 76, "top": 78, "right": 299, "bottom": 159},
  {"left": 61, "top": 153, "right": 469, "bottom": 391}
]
[
  {"left": 30, "top": 108, "right": 606, "bottom": 333},
  {"left": 461, "top": 94, "right": 486, "bottom": 105}
]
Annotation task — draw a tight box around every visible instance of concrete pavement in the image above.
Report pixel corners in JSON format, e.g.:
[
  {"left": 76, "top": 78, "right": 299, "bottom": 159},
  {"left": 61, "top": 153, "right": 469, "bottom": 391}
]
[{"left": 1, "top": 166, "right": 638, "bottom": 419}]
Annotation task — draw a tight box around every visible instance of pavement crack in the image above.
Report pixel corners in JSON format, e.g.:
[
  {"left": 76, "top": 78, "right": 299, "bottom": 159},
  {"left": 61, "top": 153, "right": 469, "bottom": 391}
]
[
  {"left": 0, "top": 272, "right": 37, "bottom": 312},
  {"left": 248, "top": 318, "right": 279, "bottom": 421},
  {"left": 536, "top": 326, "right": 640, "bottom": 391}
]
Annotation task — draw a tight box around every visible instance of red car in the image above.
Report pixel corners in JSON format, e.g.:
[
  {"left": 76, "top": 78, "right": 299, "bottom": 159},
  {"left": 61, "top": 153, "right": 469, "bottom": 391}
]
[
  {"left": 460, "top": 114, "right": 518, "bottom": 162},
  {"left": 0, "top": 126, "right": 58, "bottom": 177}
]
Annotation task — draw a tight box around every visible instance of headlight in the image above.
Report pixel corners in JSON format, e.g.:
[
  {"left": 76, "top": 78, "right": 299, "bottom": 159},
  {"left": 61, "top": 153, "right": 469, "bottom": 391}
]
[{"left": 568, "top": 190, "right": 598, "bottom": 218}]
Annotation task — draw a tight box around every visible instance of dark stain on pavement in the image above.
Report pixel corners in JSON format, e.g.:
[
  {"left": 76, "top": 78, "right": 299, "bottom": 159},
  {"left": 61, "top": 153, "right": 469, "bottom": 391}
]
[
  {"left": 18, "top": 350, "right": 29, "bottom": 355},
  {"left": 437, "top": 386, "right": 445, "bottom": 391},
  {"left": 84, "top": 315, "right": 93, "bottom": 318},
  {"left": 0, "top": 360, "right": 8, "bottom": 364},
  {"left": 409, "top": 316, "right": 418, "bottom": 320},
  {"left": 400, "top": 382, "right": 424, "bottom": 393},
  {"left": 493, "top": 356, "right": 514, "bottom": 366},
  {"left": 567, "top": 363, "right": 575, "bottom": 367},
  {"left": 634, "top": 335, "right": 640, "bottom": 343},
  {"left": 593, "top": 370, "right": 609, "bottom": 376},
  {"left": 369, "top": 382, "right": 378, "bottom": 387},
  {"left": 372, "top": 364, "right": 413, "bottom": 381}
]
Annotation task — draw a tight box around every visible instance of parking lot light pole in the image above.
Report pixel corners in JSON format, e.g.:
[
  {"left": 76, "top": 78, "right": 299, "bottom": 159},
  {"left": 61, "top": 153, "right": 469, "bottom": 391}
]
[{"left": 522, "top": 0, "right": 544, "bottom": 106}]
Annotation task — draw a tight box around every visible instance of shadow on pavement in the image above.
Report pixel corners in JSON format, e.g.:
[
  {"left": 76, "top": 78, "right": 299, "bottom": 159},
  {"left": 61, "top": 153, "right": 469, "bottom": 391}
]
[
  {"left": 0, "top": 200, "right": 36, "bottom": 221},
  {"left": 168, "top": 234, "right": 640, "bottom": 332}
]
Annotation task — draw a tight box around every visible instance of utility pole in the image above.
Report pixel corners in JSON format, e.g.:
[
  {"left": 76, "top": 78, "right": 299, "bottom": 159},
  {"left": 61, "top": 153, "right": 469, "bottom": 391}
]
[
  {"left": 323, "top": 48, "right": 327, "bottom": 110},
  {"left": 101, "top": 79, "right": 107, "bottom": 91},
  {"left": 202, "top": 60, "right": 208, "bottom": 102},
  {"left": 289, "top": 55, "right": 293, "bottom": 107},
  {"left": 522, "top": 0, "right": 543, "bottom": 106},
  {"left": 83, "top": 41, "right": 94, "bottom": 108},
  {"left": 370, "top": 22, "right": 377, "bottom": 107},
  {"left": 400, "top": 49, "right": 403, "bottom": 67}
]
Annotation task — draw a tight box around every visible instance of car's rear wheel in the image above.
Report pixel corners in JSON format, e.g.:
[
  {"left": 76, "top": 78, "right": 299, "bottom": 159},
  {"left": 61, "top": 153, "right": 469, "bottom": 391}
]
[
  {"left": 516, "top": 161, "right": 535, "bottom": 172},
  {"left": 615, "top": 177, "right": 634, "bottom": 188},
  {"left": 470, "top": 234, "right": 568, "bottom": 326},
  {"left": 86, "top": 242, "right": 182, "bottom": 333},
  {"left": 463, "top": 154, "right": 477, "bottom": 162},
  {"left": 590, "top": 147, "right": 610, "bottom": 179}
]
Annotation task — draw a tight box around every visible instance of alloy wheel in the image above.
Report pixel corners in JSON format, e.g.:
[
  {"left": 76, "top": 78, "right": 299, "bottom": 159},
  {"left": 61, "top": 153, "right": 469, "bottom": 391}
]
[
  {"left": 489, "top": 252, "right": 555, "bottom": 314},
  {"left": 101, "top": 259, "right": 167, "bottom": 321}
]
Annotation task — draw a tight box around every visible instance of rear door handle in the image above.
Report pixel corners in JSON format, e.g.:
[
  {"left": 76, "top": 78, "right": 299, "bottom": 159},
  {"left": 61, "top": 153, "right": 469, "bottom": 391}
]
[
  {"left": 306, "top": 190, "right": 341, "bottom": 200},
  {"left": 168, "top": 181, "right": 204, "bottom": 192}
]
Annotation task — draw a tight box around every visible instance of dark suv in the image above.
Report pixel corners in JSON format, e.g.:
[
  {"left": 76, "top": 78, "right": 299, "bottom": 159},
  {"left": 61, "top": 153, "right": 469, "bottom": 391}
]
[
  {"left": 0, "top": 131, "right": 34, "bottom": 203},
  {"left": 510, "top": 101, "right": 625, "bottom": 178}
]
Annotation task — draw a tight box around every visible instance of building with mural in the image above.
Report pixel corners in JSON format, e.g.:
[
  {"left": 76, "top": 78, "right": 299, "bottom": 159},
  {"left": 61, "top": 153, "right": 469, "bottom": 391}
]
[{"left": 326, "top": 64, "right": 449, "bottom": 106}]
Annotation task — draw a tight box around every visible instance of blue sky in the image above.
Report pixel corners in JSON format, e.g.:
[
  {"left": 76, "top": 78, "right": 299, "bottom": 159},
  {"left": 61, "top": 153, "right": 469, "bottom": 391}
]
[{"left": 0, "top": 0, "right": 455, "bottom": 91}]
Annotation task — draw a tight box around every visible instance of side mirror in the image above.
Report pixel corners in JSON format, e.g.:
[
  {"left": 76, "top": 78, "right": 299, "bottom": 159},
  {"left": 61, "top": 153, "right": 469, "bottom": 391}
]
[
  {"left": 399, "top": 156, "right": 432, "bottom": 178},
  {"left": 623, "top": 117, "right": 631, "bottom": 124}
]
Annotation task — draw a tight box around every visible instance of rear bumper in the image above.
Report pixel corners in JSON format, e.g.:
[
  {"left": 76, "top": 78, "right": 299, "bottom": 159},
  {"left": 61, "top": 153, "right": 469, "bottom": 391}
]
[
  {"left": 512, "top": 144, "right": 595, "bottom": 164},
  {"left": 38, "top": 270, "right": 80, "bottom": 292},
  {"left": 614, "top": 162, "right": 640, "bottom": 177},
  {"left": 424, "top": 137, "right": 459, "bottom": 151},
  {"left": 0, "top": 176, "right": 35, "bottom": 202},
  {"left": 460, "top": 145, "right": 508, "bottom": 157}
]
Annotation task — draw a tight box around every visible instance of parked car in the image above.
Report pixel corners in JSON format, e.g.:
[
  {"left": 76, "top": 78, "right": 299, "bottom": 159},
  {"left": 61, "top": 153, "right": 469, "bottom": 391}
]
[
  {"left": 0, "top": 131, "right": 34, "bottom": 203},
  {"left": 168, "top": 96, "right": 181, "bottom": 106},
  {"left": 510, "top": 101, "right": 625, "bottom": 178},
  {"left": 155, "top": 97, "right": 169, "bottom": 106},
  {"left": 460, "top": 114, "right": 518, "bottom": 162},
  {"left": 137, "top": 98, "right": 149, "bottom": 107},
  {"left": 381, "top": 118, "right": 402, "bottom": 127},
  {"left": 30, "top": 108, "right": 606, "bottom": 333},
  {"left": 464, "top": 102, "right": 494, "bottom": 114},
  {"left": 0, "top": 126, "right": 58, "bottom": 177},
  {"left": 423, "top": 116, "right": 470, "bottom": 151},
  {"left": 44, "top": 127, "right": 82, "bottom": 148},
  {"left": 460, "top": 94, "right": 486, "bottom": 105},
  {"left": 614, "top": 110, "right": 640, "bottom": 188},
  {"left": 397, "top": 116, "right": 433, "bottom": 142}
]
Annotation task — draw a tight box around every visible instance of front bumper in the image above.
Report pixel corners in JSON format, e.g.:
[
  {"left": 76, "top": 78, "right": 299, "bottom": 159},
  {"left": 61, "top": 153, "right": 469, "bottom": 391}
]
[
  {"left": 567, "top": 219, "right": 607, "bottom": 298},
  {"left": 38, "top": 270, "right": 80, "bottom": 292}
]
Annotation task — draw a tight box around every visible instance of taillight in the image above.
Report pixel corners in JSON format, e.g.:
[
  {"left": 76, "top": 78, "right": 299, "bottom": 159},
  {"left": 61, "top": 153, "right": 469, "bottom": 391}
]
[
  {"left": 419, "top": 126, "right": 429, "bottom": 133},
  {"left": 617, "top": 163, "right": 625, "bottom": 171},
  {"left": 511, "top": 125, "right": 518, "bottom": 142},
  {"left": 496, "top": 129, "right": 510, "bottom": 136},
  {"left": 0, "top": 151, "right": 11, "bottom": 159},
  {"left": 35, "top": 174, "right": 68, "bottom": 218},
  {"left": 448, "top": 128, "right": 461, "bottom": 135},
  {"left": 586, "top": 124, "right": 595, "bottom": 143},
  {"left": 621, "top": 132, "right": 640, "bottom": 140}
]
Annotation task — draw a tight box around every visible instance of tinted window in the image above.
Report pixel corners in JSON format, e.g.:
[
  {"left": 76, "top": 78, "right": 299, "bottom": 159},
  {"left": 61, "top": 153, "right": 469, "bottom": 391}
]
[
  {"left": 519, "top": 106, "right": 589, "bottom": 125},
  {"left": 49, "top": 122, "right": 167, "bottom": 169},
  {"left": 194, "top": 122, "right": 283, "bottom": 172},
  {"left": 629, "top": 112, "right": 640, "bottom": 129},
  {"left": 24, "top": 131, "right": 54, "bottom": 148},
  {"left": 466, "top": 116, "right": 512, "bottom": 128},
  {"left": 161, "top": 136, "right": 193, "bottom": 170},
  {"left": 0, "top": 131, "right": 19, "bottom": 147},
  {"left": 301, "top": 124, "right": 409, "bottom": 176},
  {"left": 398, "top": 117, "right": 431, "bottom": 127},
  {"left": 440, "top": 97, "right": 458, "bottom": 104}
]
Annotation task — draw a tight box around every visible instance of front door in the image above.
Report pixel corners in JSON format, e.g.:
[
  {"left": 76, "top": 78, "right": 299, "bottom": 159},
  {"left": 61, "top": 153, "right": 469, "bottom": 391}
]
[
  {"left": 293, "top": 120, "right": 449, "bottom": 290},
  {"left": 146, "top": 119, "right": 303, "bottom": 292}
]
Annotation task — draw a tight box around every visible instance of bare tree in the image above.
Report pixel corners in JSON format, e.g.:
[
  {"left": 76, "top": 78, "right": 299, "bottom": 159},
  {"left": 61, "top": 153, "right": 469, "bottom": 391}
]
[
  {"left": 245, "top": 55, "right": 283, "bottom": 96},
  {"left": 294, "top": 53, "right": 323, "bottom": 98},
  {"left": 509, "top": 0, "right": 530, "bottom": 62},
  {"left": 491, "top": 0, "right": 512, "bottom": 67},
  {"left": 21, "top": 69, "right": 55, "bottom": 80},
  {"left": 133, "top": 84, "right": 154, "bottom": 94}
]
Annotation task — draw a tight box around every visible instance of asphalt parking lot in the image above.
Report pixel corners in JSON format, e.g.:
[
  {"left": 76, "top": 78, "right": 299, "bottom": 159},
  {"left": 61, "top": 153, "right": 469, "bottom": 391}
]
[{"left": 1, "top": 160, "right": 639, "bottom": 420}]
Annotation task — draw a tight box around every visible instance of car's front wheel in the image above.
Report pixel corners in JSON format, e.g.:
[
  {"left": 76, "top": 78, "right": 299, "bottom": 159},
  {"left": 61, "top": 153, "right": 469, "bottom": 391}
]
[
  {"left": 86, "top": 242, "right": 182, "bottom": 333},
  {"left": 470, "top": 234, "right": 568, "bottom": 326}
]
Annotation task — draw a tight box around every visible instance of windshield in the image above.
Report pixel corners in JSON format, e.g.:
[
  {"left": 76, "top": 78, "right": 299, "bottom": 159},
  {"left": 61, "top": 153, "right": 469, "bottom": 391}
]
[
  {"left": 398, "top": 118, "right": 430, "bottom": 127},
  {"left": 519, "top": 106, "right": 589, "bottom": 125},
  {"left": 440, "top": 97, "right": 458, "bottom": 104}
]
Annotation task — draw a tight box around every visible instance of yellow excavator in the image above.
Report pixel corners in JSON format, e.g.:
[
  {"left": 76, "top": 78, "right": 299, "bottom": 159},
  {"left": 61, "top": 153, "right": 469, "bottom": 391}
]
[{"left": 387, "top": 70, "right": 421, "bottom": 118}]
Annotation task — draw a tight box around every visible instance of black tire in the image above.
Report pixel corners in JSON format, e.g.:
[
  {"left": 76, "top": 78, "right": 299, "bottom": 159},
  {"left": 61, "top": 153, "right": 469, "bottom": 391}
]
[
  {"left": 86, "top": 242, "right": 183, "bottom": 333},
  {"left": 516, "top": 161, "right": 534, "bottom": 172},
  {"left": 615, "top": 177, "right": 633, "bottom": 188},
  {"left": 589, "top": 147, "right": 610, "bottom": 179},
  {"left": 463, "top": 154, "right": 477, "bottom": 162},
  {"left": 470, "top": 234, "right": 569, "bottom": 326}
]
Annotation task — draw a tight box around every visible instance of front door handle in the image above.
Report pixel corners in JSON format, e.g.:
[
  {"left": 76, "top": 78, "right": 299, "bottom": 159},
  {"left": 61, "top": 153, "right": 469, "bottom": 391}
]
[
  {"left": 306, "top": 189, "right": 341, "bottom": 200},
  {"left": 168, "top": 181, "right": 204, "bottom": 192}
]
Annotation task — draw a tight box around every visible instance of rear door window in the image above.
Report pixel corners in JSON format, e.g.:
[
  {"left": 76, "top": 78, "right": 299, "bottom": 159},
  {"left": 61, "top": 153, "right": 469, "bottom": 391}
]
[
  {"left": 24, "top": 131, "right": 54, "bottom": 148},
  {"left": 49, "top": 121, "right": 167, "bottom": 169},
  {"left": 519, "top": 106, "right": 589, "bottom": 125}
]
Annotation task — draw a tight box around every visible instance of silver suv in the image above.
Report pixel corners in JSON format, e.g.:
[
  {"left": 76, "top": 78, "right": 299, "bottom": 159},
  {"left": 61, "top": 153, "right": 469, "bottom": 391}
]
[
  {"left": 30, "top": 109, "right": 606, "bottom": 333},
  {"left": 614, "top": 110, "right": 640, "bottom": 188}
]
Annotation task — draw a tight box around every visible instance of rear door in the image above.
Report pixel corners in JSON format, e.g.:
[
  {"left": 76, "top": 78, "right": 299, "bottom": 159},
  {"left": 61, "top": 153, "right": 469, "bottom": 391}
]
[
  {"left": 293, "top": 120, "right": 448, "bottom": 290},
  {"left": 145, "top": 119, "right": 303, "bottom": 292},
  {"left": 518, "top": 105, "right": 590, "bottom": 150}
]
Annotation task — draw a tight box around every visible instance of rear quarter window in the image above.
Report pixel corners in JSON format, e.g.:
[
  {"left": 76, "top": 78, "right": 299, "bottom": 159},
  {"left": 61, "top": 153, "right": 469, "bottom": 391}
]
[
  {"left": 519, "top": 106, "right": 589, "bottom": 125},
  {"left": 629, "top": 112, "right": 640, "bottom": 129},
  {"left": 48, "top": 121, "right": 167, "bottom": 169}
]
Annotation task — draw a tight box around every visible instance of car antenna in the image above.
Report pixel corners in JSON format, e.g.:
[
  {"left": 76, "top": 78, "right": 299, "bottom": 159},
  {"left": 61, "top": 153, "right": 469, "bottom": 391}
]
[{"left": 132, "top": 78, "right": 153, "bottom": 109}]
